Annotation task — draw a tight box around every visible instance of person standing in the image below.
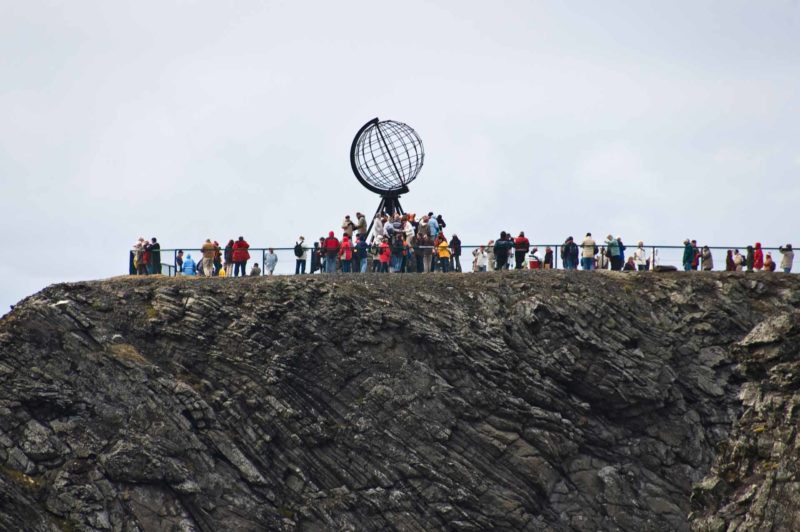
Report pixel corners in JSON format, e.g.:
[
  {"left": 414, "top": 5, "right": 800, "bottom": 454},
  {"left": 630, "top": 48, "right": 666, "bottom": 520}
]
[
  {"left": 213, "top": 241, "right": 222, "bottom": 276},
  {"left": 324, "top": 231, "right": 340, "bottom": 273},
  {"left": 543, "top": 247, "right": 553, "bottom": 269},
  {"left": 691, "top": 240, "right": 701, "bottom": 270},
  {"left": 340, "top": 235, "right": 353, "bottom": 273},
  {"left": 753, "top": 242, "right": 764, "bottom": 271},
  {"left": 182, "top": 254, "right": 197, "bottom": 275},
  {"left": 746, "top": 245, "right": 755, "bottom": 272},
  {"left": 224, "top": 240, "right": 234, "bottom": 277},
  {"left": 201, "top": 239, "right": 216, "bottom": 277},
  {"left": 779, "top": 244, "right": 794, "bottom": 273},
  {"left": 232, "top": 236, "right": 250, "bottom": 277},
  {"left": 341, "top": 215, "right": 355, "bottom": 239},
  {"left": 764, "top": 253, "right": 776, "bottom": 272},
  {"left": 725, "top": 250, "right": 735, "bottom": 271},
  {"left": 580, "top": 233, "right": 596, "bottom": 270},
  {"left": 493, "top": 232, "right": 511, "bottom": 270},
  {"left": 378, "top": 237, "right": 390, "bottom": 273},
  {"left": 514, "top": 232, "right": 530, "bottom": 270},
  {"left": 605, "top": 235, "right": 621, "bottom": 271},
  {"left": 473, "top": 246, "right": 488, "bottom": 272},
  {"left": 175, "top": 249, "right": 184, "bottom": 275},
  {"left": 149, "top": 237, "right": 161, "bottom": 275},
  {"left": 264, "top": 248, "right": 277, "bottom": 275},
  {"left": 355, "top": 212, "right": 367, "bottom": 240},
  {"left": 633, "top": 241, "right": 647, "bottom": 271},
  {"left": 437, "top": 235, "right": 451, "bottom": 272},
  {"left": 427, "top": 213, "right": 440, "bottom": 239},
  {"left": 450, "top": 234, "right": 462, "bottom": 272},
  {"left": 356, "top": 234, "right": 369, "bottom": 273},
  {"left": 294, "top": 236, "right": 307, "bottom": 275},
  {"left": 310, "top": 241, "right": 321, "bottom": 274},
  {"left": 561, "top": 237, "right": 579, "bottom": 270},
  {"left": 682, "top": 239, "right": 694, "bottom": 272},
  {"left": 734, "top": 249, "right": 745, "bottom": 271},
  {"left": 701, "top": 246, "right": 713, "bottom": 271}
]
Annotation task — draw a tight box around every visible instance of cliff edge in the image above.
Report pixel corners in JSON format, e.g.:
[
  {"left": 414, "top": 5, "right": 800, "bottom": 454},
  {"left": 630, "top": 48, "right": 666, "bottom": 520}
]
[{"left": 1, "top": 272, "right": 799, "bottom": 531}]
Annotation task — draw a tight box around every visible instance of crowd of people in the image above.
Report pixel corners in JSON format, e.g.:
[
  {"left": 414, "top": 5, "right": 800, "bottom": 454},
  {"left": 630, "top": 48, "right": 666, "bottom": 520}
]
[{"left": 129, "top": 213, "right": 795, "bottom": 277}]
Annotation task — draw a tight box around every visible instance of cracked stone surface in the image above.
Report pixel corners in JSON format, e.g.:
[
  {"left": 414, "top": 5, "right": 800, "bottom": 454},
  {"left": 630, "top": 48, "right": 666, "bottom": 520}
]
[{"left": 1, "top": 271, "right": 799, "bottom": 531}]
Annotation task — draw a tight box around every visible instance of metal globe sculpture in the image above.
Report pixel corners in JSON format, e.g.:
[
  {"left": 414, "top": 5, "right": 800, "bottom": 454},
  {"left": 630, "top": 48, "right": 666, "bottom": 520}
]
[{"left": 350, "top": 118, "right": 424, "bottom": 222}]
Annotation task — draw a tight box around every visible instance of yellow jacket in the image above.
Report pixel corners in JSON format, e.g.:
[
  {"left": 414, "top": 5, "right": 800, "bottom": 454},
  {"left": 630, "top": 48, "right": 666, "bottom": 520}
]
[{"left": 437, "top": 241, "right": 451, "bottom": 258}]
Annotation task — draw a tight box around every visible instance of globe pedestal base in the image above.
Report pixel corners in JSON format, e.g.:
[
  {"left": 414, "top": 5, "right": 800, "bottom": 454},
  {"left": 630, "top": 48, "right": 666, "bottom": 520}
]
[{"left": 366, "top": 195, "right": 404, "bottom": 241}]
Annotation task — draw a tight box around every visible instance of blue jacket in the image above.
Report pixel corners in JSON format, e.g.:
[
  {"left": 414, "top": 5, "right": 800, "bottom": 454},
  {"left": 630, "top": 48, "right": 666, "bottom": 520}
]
[
  {"left": 182, "top": 255, "right": 197, "bottom": 275},
  {"left": 356, "top": 240, "right": 368, "bottom": 260},
  {"left": 428, "top": 218, "right": 440, "bottom": 237}
]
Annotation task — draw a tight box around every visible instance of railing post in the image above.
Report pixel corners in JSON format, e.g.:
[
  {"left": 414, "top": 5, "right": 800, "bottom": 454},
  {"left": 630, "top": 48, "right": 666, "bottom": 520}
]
[{"left": 262, "top": 249, "right": 266, "bottom": 276}]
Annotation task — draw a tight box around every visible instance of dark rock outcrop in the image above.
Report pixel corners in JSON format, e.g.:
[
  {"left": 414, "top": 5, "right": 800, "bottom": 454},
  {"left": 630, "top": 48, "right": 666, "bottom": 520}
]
[{"left": 1, "top": 272, "right": 798, "bottom": 531}]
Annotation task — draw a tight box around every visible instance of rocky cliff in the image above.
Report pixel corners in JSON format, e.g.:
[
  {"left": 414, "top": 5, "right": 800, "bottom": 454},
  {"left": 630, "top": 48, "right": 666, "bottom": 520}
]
[{"left": 1, "top": 272, "right": 798, "bottom": 531}]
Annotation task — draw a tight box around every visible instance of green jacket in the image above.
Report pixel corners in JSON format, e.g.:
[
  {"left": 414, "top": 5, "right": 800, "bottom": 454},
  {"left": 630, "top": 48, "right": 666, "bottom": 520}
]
[{"left": 683, "top": 243, "right": 694, "bottom": 264}]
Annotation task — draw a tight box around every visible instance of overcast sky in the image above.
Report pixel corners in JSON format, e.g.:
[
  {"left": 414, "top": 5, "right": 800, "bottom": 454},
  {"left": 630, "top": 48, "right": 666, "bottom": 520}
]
[{"left": 1, "top": 1, "right": 798, "bottom": 310}]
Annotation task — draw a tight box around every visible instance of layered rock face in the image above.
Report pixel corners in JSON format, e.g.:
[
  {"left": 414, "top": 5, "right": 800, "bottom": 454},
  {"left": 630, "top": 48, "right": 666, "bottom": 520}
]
[{"left": 0, "top": 272, "right": 798, "bottom": 531}]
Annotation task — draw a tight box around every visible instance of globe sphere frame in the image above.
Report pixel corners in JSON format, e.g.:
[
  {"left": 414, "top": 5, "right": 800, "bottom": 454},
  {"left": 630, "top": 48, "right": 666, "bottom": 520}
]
[{"left": 350, "top": 118, "right": 425, "bottom": 221}]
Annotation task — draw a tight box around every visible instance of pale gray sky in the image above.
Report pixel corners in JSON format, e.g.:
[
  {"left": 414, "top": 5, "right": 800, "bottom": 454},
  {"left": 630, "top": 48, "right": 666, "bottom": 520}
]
[{"left": 2, "top": 1, "right": 798, "bottom": 310}]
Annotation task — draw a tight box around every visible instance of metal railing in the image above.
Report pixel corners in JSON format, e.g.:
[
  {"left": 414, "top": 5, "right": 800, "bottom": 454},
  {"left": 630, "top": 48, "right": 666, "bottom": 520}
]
[{"left": 128, "top": 244, "right": 794, "bottom": 277}]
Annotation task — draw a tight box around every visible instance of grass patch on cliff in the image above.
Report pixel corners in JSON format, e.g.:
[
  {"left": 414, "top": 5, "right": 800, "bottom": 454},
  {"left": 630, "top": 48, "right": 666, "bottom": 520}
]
[
  {"left": 110, "top": 343, "right": 148, "bottom": 365},
  {"left": 1, "top": 465, "right": 44, "bottom": 491}
]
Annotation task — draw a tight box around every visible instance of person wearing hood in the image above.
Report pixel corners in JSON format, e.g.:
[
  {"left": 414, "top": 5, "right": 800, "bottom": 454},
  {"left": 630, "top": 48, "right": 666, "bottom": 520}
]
[
  {"left": 340, "top": 235, "right": 353, "bottom": 273},
  {"left": 725, "top": 250, "right": 735, "bottom": 271},
  {"left": 753, "top": 242, "right": 764, "bottom": 271},
  {"left": 427, "top": 213, "right": 440, "bottom": 238},
  {"left": 264, "top": 248, "right": 277, "bottom": 275},
  {"left": 182, "top": 254, "right": 197, "bottom": 275},
  {"left": 324, "top": 231, "right": 340, "bottom": 273},
  {"left": 682, "top": 239, "right": 694, "bottom": 272},
  {"left": 701, "top": 246, "right": 713, "bottom": 271},
  {"left": 764, "top": 252, "right": 776, "bottom": 272},
  {"left": 779, "top": 244, "right": 794, "bottom": 273}
]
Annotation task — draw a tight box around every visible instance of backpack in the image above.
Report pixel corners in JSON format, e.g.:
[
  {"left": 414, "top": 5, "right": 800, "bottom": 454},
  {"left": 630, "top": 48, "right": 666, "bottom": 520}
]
[{"left": 294, "top": 243, "right": 303, "bottom": 258}]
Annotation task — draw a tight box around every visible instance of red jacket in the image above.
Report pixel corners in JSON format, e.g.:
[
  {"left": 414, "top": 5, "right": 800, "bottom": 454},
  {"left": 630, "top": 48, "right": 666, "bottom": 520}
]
[
  {"left": 514, "top": 237, "right": 530, "bottom": 252},
  {"left": 340, "top": 237, "right": 352, "bottom": 260},
  {"left": 232, "top": 240, "right": 250, "bottom": 262},
  {"left": 324, "top": 236, "right": 340, "bottom": 255},
  {"left": 379, "top": 242, "right": 390, "bottom": 263},
  {"left": 753, "top": 243, "right": 764, "bottom": 269}
]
